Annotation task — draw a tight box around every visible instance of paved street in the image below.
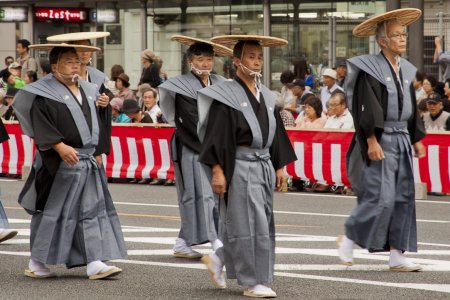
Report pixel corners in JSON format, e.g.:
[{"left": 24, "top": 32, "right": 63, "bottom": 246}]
[{"left": 0, "top": 178, "right": 449, "bottom": 299}]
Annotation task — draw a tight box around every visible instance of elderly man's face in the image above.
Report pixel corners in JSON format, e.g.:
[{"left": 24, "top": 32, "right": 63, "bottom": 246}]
[
  {"left": 322, "top": 75, "right": 335, "bottom": 88},
  {"left": 384, "top": 22, "right": 408, "bottom": 55},
  {"left": 328, "top": 95, "right": 346, "bottom": 117},
  {"left": 427, "top": 101, "right": 443, "bottom": 117}
]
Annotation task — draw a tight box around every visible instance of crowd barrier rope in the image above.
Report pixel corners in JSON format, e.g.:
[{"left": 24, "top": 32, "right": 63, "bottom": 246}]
[{"left": 1, "top": 122, "right": 449, "bottom": 193}]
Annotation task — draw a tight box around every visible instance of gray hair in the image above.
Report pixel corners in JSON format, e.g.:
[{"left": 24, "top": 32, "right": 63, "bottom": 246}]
[{"left": 375, "top": 18, "right": 403, "bottom": 45}]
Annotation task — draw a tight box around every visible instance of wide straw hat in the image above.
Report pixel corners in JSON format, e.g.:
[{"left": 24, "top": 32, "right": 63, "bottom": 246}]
[
  {"left": 352, "top": 8, "right": 422, "bottom": 37},
  {"left": 47, "top": 32, "right": 110, "bottom": 42},
  {"left": 211, "top": 34, "right": 288, "bottom": 47},
  {"left": 171, "top": 35, "right": 233, "bottom": 57},
  {"left": 29, "top": 43, "right": 100, "bottom": 52}
]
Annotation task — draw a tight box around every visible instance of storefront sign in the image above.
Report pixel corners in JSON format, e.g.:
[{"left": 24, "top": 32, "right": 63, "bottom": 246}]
[
  {"left": 34, "top": 8, "right": 88, "bottom": 23},
  {"left": 0, "top": 7, "right": 28, "bottom": 22},
  {"left": 90, "top": 9, "right": 119, "bottom": 23}
]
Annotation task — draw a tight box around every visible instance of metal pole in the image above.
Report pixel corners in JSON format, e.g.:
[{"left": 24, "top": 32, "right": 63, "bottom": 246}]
[
  {"left": 263, "top": 0, "right": 271, "bottom": 87},
  {"left": 438, "top": 12, "right": 444, "bottom": 82},
  {"left": 408, "top": 0, "right": 424, "bottom": 71},
  {"left": 332, "top": 16, "right": 336, "bottom": 68},
  {"left": 140, "top": 0, "right": 148, "bottom": 51},
  {"left": 328, "top": 16, "right": 333, "bottom": 68},
  {"left": 386, "top": 0, "right": 401, "bottom": 11}
]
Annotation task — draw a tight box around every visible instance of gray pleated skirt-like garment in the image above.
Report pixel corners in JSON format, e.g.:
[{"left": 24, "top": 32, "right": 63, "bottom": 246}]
[
  {"left": 30, "top": 149, "right": 127, "bottom": 267},
  {"left": 216, "top": 147, "right": 276, "bottom": 286},
  {"left": 172, "top": 136, "right": 218, "bottom": 246},
  {"left": 345, "top": 124, "right": 417, "bottom": 252},
  {"left": 0, "top": 197, "right": 9, "bottom": 229}
]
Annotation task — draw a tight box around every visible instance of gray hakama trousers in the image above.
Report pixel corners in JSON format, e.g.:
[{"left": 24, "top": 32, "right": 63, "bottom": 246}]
[
  {"left": 0, "top": 198, "right": 9, "bottom": 229},
  {"left": 173, "top": 142, "right": 218, "bottom": 246},
  {"left": 216, "top": 147, "right": 276, "bottom": 286},
  {"left": 345, "top": 127, "right": 417, "bottom": 252},
  {"left": 30, "top": 151, "right": 127, "bottom": 267}
]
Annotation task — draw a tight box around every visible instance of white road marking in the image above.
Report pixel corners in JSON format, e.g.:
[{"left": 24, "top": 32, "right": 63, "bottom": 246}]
[{"left": 114, "top": 201, "right": 178, "bottom": 208}]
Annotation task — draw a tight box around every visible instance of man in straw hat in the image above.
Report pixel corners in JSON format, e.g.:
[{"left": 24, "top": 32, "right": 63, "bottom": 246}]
[
  {"left": 47, "top": 32, "right": 113, "bottom": 162},
  {"left": 197, "top": 35, "right": 297, "bottom": 298},
  {"left": 159, "top": 35, "right": 232, "bottom": 262},
  {"left": 339, "top": 8, "right": 426, "bottom": 271},
  {"left": 13, "top": 43, "right": 126, "bottom": 279}
]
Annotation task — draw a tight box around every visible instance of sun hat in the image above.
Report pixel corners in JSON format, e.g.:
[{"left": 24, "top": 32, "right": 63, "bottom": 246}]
[
  {"left": 171, "top": 35, "right": 233, "bottom": 57},
  {"left": 352, "top": 8, "right": 422, "bottom": 37}
]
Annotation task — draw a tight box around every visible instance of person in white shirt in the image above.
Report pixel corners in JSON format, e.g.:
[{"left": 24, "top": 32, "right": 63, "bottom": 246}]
[
  {"left": 324, "top": 91, "right": 354, "bottom": 129},
  {"left": 320, "top": 68, "right": 343, "bottom": 113},
  {"left": 141, "top": 88, "right": 162, "bottom": 123}
]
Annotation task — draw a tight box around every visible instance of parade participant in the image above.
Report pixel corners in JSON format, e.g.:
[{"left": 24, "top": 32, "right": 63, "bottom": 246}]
[
  {"left": 197, "top": 35, "right": 297, "bottom": 298},
  {"left": 47, "top": 32, "right": 113, "bottom": 159},
  {"left": 13, "top": 43, "right": 127, "bottom": 279},
  {"left": 159, "top": 35, "right": 232, "bottom": 259},
  {"left": 340, "top": 8, "right": 426, "bottom": 271},
  {"left": 0, "top": 115, "right": 16, "bottom": 244}
]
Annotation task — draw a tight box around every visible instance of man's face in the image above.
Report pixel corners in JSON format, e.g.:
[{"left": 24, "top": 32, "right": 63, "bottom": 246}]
[
  {"left": 234, "top": 44, "right": 263, "bottom": 77},
  {"left": 6, "top": 74, "right": 15, "bottom": 85},
  {"left": 16, "top": 43, "right": 27, "bottom": 56},
  {"left": 427, "top": 101, "right": 443, "bottom": 116},
  {"left": 52, "top": 51, "right": 81, "bottom": 80},
  {"left": 75, "top": 40, "right": 92, "bottom": 65},
  {"left": 328, "top": 96, "right": 346, "bottom": 117},
  {"left": 143, "top": 90, "right": 157, "bottom": 108},
  {"left": 9, "top": 68, "right": 20, "bottom": 77},
  {"left": 291, "top": 85, "right": 304, "bottom": 97},
  {"left": 5, "top": 58, "right": 14, "bottom": 67},
  {"left": 190, "top": 54, "right": 214, "bottom": 73},
  {"left": 384, "top": 22, "right": 408, "bottom": 55},
  {"left": 336, "top": 66, "right": 347, "bottom": 78},
  {"left": 322, "top": 75, "right": 335, "bottom": 88}
]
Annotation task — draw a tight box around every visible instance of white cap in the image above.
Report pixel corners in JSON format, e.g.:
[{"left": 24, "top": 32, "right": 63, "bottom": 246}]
[{"left": 322, "top": 68, "right": 337, "bottom": 79}]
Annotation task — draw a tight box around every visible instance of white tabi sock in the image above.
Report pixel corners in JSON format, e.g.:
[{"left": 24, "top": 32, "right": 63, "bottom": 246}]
[
  {"left": 29, "top": 258, "right": 49, "bottom": 272},
  {"left": 211, "top": 239, "right": 223, "bottom": 251},
  {"left": 389, "top": 249, "right": 407, "bottom": 267},
  {"left": 87, "top": 260, "right": 110, "bottom": 276},
  {"left": 338, "top": 235, "right": 354, "bottom": 263}
]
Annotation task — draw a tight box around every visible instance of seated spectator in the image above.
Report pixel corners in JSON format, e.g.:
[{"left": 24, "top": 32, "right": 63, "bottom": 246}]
[
  {"left": 414, "top": 71, "right": 426, "bottom": 103},
  {"left": 2, "top": 70, "right": 25, "bottom": 90},
  {"left": 279, "top": 70, "right": 295, "bottom": 109},
  {"left": 141, "top": 88, "right": 165, "bottom": 123},
  {"left": 295, "top": 96, "right": 327, "bottom": 129},
  {"left": 275, "top": 92, "right": 295, "bottom": 127},
  {"left": 136, "top": 83, "right": 153, "bottom": 107},
  {"left": 122, "top": 99, "right": 153, "bottom": 123},
  {"left": 0, "top": 56, "right": 14, "bottom": 78},
  {"left": 2, "top": 88, "right": 18, "bottom": 121},
  {"left": 290, "top": 79, "right": 313, "bottom": 114},
  {"left": 106, "top": 64, "right": 124, "bottom": 96},
  {"left": 423, "top": 92, "right": 450, "bottom": 131},
  {"left": 440, "top": 78, "right": 450, "bottom": 113},
  {"left": 417, "top": 99, "right": 428, "bottom": 118},
  {"left": 320, "top": 68, "right": 343, "bottom": 112},
  {"left": 324, "top": 91, "right": 354, "bottom": 129},
  {"left": 110, "top": 97, "right": 131, "bottom": 123},
  {"left": 24, "top": 70, "right": 37, "bottom": 84},
  {"left": 335, "top": 59, "right": 347, "bottom": 88},
  {"left": 422, "top": 74, "right": 437, "bottom": 98},
  {"left": 8, "top": 62, "right": 22, "bottom": 79},
  {"left": 116, "top": 73, "right": 136, "bottom": 101}
]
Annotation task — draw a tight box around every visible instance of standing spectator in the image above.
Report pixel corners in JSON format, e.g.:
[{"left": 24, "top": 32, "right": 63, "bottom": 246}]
[
  {"left": 16, "top": 39, "right": 38, "bottom": 81},
  {"left": 40, "top": 59, "right": 51, "bottom": 77},
  {"left": 433, "top": 36, "right": 450, "bottom": 80},
  {"left": 413, "top": 71, "right": 426, "bottom": 103},
  {"left": 422, "top": 92, "right": 450, "bottom": 131},
  {"left": 105, "top": 64, "right": 124, "bottom": 96},
  {"left": 24, "top": 71, "right": 38, "bottom": 84},
  {"left": 279, "top": 70, "right": 295, "bottom": 108},
  {"left": 320, "top": 68, "right": 343, "bottom": 112},
  {"left": 139, "top": 49, "right": 161, "bottom": 88},
  {"left": 0, "top": 56, "right": 14, "bottom": 78},
  {"left": 154, "top": 56, "right": 168, "bottom": 83},
  {"left": 116, "top": 73, "right": 136, "bottom": 101},
  {"left": 335, "top": 59, "right": 347, "bottom": 88},
  {"left": 293, "top": 57, "right": 314, "bottom": 90}
]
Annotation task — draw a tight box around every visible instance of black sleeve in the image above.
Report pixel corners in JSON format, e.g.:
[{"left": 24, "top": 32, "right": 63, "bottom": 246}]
[
  {"left": 30, "top": 96, "right": 65, "bottom": 146},
  {"left": 198, "top": 100, "right": 237, "bottom": 185},
  {"left": 99, "top": 83, "right": 114, "bottom": 101},
  {"left": 446, "top": 116, "right": 450, "bottom": 131},
  {"left": 0, "top": 117, "right": 9, "bottom": 143},
  {"left": 139, "top": 65, "right": 161, "bottom": 87},
  {"left": 270, "top": 107, "right": 297, "bottom": 170},
  {"left": 94, "top": 104, "right": 112, "bottom": 156}
]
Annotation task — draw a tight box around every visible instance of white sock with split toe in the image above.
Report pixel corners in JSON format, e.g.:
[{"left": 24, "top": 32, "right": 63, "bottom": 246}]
[
  {"left": 87, "top": 260, "right": 112, "bottom": 276},
  {"left": 389, "top": 249, "right": 406, "bottom": 267},
  {"left": 29, "top": 258, "right": 48, "bottom": 272},
  {"left": 211, "top": 239, "right": 223, "bottom": 252}
]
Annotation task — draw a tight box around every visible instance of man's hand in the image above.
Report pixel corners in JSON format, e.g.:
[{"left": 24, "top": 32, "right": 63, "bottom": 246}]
[
  {"left": 53, "top": 142, "right": 79, "bottom": 166},
  {"left": 435, "top": 36, "right": 442, "bottom": 47},
  {"left": 211, "top": 164, "right": 226, "bottom": 197},
  {"left": 275, "top": 168, "right": 285, "bottom": 192},
  {"left": 413, "top": 141, "right": 426, "bottom": 158},
  {"left": 367, "top": 135, "right": 385, "bottom": 161},
  {"left": 95, "top": 155, "right": 103, "bottom": 167},
  {"left": 96, "top": 93, "right": 110, "bottom": 108}
]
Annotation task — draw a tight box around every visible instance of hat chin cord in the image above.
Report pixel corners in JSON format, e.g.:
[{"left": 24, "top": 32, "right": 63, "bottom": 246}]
[
  {"left": 240, "top": 63, "right": 262, "bottom": 90},
  {"left": 190, "top": 63, "right": 211, "bottom": 76}
]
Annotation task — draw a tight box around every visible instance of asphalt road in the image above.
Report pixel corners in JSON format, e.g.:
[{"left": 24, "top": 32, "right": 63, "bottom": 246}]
[{"left": 0, "top": 178, "right": 449, "bottom": 299}]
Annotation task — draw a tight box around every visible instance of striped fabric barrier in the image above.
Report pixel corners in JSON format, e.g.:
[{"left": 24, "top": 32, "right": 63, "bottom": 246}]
[{"left": 1, "top": 123, "right": 449, "bottom": 192}]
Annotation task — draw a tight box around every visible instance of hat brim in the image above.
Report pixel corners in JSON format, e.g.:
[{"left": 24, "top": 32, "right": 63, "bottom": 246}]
[
  {"left": 353, "top": 8, "right": 422, "bottom": 37},
  {"left": 211, "top": 35, "right": 288, "bottom": 47},
  {"left": 171, "top": 35, "right": 233, "bottom": 57},
  {"left": 29, "top": 43, "right": 101, "bottom": 52},
  {"left": 47, "top": 32, "right": 110, "bottom": 42}
]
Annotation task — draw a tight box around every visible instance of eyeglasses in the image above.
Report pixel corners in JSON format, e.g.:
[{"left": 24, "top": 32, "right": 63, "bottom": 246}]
[
  {"left": 328, "top": 103, "right": 343, "bottom": 107},
  {"left": 388, "top": 33, "right": 408, "bottom": 40}
]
